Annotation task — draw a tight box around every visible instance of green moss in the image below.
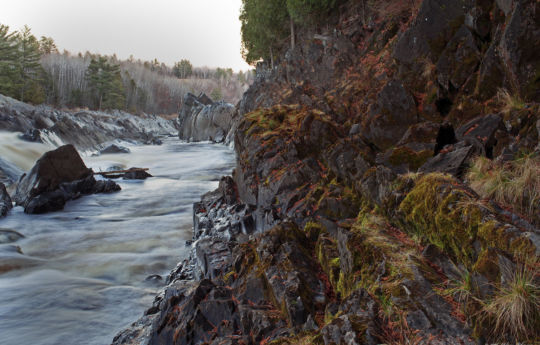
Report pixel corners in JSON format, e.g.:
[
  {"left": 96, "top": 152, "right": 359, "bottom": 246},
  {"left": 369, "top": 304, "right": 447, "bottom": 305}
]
[{"left": 398, "top": 173, "right": 483, "bottom": 267}]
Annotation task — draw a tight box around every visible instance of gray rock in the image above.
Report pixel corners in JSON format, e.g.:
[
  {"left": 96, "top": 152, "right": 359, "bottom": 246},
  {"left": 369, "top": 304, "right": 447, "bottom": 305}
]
[{"left": 100, "top": 144, "right": 131, "bottom": 154}]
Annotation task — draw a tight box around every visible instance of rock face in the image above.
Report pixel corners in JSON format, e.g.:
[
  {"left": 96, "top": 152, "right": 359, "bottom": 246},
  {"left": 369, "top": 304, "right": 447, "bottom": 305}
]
[
  {"left": 13, "top": 145, "right": 120, "bottom": 214},
  {"left": 0, "top": 182, "right": 12, "bottom": 217},
  {"left": 177, "top": 93, "right": 237, "bottom": 143},
  {"left": 114, "top": 0, "right": 539, "bottom": 344}
]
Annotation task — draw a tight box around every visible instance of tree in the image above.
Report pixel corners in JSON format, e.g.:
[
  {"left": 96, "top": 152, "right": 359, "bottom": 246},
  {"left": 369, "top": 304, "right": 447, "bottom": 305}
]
[
  {"left": 16, "top": 25, "right": 44, "bottom": 103},
  {"left": 286, "top": 0, "right": 338, "bottom": 24},
  {"left": 39, "top": 36, "right": 58, "bottom": 55},
  {"left": 0, "top": 24, "right": 19, "bottom": 97},
  {"left": 240, "top": 0, "right": 289, "bottom": 66},
  {"left": 86, "top": 56, "right": 125, "bottom": 110},
  {"left": 173, "top": 59, "right": 193, "bottom": 79}
]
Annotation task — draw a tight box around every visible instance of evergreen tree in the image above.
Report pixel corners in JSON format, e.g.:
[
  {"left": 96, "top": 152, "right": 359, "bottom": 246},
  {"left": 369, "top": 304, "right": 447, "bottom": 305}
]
[
  {"left": 0, "top": 24, "right": 19, "bottom": 97},
  {"left": 86, "top": 56, "right": 125, "bottom": 110},
  {"left": 240, "top": 0, "right": 289, "bottom": 66},
  {"left": 173, "top": 59, "right": 193, "bottom": 79},
  {"left": 286, "top": 0, "right": 338, "bottom": 24},
  {"left": 16, "top": 25, "right": 44, "bottom": 103}
]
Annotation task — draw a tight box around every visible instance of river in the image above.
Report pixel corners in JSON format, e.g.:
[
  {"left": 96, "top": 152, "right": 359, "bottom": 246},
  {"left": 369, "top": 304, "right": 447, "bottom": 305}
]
[{"left": 0, "top": 135, "right": 235, "bottom": 345}]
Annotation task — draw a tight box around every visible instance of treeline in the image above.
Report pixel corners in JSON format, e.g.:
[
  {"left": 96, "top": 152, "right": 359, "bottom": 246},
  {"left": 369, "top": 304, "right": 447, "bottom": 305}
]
[
  {"left": 0, "top": 24, "right": 254, "bottom": 114},
  {"left": 240, "top": 0, "right": 344, "bottom": 66}
]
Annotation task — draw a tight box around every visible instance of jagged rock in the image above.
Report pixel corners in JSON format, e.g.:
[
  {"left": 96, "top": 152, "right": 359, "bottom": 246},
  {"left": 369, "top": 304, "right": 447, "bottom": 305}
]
[
  {"left": 0, "top": 182, "right": 12, "bottom": 217},
  {"left": 499, "top": 0, "right": 540, "bottom": 100},
  {"left": 100, "top": 144, "right": 131, "bottom": 154},
  {"left": 13, "top": 145, "right": 120, "bottom": 214},
  {"left": 362, "top": 80, "right": 418, "bottom": 150},
  {"left": 178, "top": 93, "right": 237, "bottom": 143},
  {"left": 436, "top": 25, "right": 481, "bottom": 92},
  {"left": 393, "top": 0, "right": 472, "bottom": 65},
  {"left": 420, "top": 143, "right": 474, "bottom": 176},
  {"left": 456, "top": 113, "right": 504, "bottom": 157}
]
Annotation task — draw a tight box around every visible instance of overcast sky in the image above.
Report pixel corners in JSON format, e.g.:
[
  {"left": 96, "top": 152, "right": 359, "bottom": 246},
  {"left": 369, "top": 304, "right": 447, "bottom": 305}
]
[{"left": 0, "top": 0, "right": 251, "bottom": 71}]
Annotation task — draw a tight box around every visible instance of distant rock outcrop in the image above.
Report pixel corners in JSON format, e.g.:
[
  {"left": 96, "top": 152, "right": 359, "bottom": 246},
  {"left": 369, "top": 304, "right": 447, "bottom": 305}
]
[
  {"left": 177, "top": 93, "right": 237, "bottom": 144},
  {"left": 13, "top": 145, "right": 120, "bottom": 214}
]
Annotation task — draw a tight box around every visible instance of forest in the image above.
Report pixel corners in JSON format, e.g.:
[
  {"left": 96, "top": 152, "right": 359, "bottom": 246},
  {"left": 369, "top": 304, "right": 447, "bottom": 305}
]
[{"left": 0, "top": 24, "right": 253, "bottom": 114}]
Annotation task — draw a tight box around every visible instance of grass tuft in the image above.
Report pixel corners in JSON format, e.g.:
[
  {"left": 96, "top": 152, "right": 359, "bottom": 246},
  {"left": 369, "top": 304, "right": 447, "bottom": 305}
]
[
  {"left": 480, "top": 257, "right": 539, "bottom": 342},
  {"left": 496, "top": 88, "right": 525, "bottom": 114},
  {"left": 467, "top": 154, "right": 540, "bottom": 225}
]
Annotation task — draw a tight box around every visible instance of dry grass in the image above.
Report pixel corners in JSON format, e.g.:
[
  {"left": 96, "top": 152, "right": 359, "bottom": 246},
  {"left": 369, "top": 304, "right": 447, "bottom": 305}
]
[
  {"left": 496, "top": 88, "right": 526, "bottom": 114},
  {"left": 467, "top": 154, "right": 540, "bottom": 225},
  {"left": 481, "top": 257, "right": 539, "bottom": 342}
]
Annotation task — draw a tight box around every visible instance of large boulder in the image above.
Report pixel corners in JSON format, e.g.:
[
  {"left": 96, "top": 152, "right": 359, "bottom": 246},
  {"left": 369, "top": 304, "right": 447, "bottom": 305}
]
[
  {"left": 13, "top": 145, "right": 120, "bottom": 214},
  {"left": 0, "top": 182, "right": 12, "bottom": 217},
  {"left": 177, "top": 93, "right": 237, "bottom": 143}
]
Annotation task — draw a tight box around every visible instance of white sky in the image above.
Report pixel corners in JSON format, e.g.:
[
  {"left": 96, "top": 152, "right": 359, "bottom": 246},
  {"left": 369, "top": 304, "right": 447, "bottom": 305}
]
[{"left": 0, "top": 0, "right": 252, "bottom": 71}]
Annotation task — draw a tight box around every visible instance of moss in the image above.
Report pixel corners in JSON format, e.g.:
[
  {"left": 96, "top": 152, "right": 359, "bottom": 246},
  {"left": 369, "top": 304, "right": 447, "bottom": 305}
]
[
  {"left": 399, "top": 173, "right": 483, "bottom": 267},
  {"left": 477, "top": 220, "right": 536, "bottom": 258},
  {"left": 388, "top": 147, "right": 433, "bottom": 171}
]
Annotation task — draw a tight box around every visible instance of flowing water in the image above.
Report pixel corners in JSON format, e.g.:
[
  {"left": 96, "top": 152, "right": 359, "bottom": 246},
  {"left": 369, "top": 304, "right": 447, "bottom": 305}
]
[{"left": 0, "top": 134, "right": 235, "bottom": 345}]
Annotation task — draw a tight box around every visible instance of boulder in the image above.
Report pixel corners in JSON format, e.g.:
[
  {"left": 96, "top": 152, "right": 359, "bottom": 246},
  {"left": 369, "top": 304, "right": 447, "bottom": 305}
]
[
  {"left": 100, "top": 144, "right": 130, "bottom": 154},
  {"left": 123, "top": 168, "right": 153, "bottom": 180},
  {"left": 13, "top": 145, "right": 120, "bottom": 214}
]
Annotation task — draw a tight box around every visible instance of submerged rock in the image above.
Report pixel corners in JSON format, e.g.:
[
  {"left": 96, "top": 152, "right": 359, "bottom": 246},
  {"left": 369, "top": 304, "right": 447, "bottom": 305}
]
[
  {"left": 100, "top": 144, "right": 131, "bottom": 155},
  {"left": 13, "top": 144, "right": 120, "bottom": 214},
  {"left": 0, "top": 229, "right": 24, "bottom": 244},
  {"left": 123, "top": 168, "right": 153, "bottom": 180}
]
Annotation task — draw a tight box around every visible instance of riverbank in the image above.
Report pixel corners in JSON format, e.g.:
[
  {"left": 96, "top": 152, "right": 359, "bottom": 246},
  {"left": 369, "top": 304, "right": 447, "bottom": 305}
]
[{"left": 0, "top": 138, "right": 235, "bottom": 345}]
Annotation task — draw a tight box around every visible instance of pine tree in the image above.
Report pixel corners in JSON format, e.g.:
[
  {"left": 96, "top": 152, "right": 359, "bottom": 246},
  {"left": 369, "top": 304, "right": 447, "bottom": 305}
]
[
  {"left": 240, "top": 0, "right": 289, "bottom": 66},
  {"left": 286, "top": 0, "right": 338, "bottom": 24},
  {"left": 173, "top": 59, "right": 193, "bottom": 79},
  {"left": 15, "top": 25, "right": 44, "bottom": 103},
  {"left": 0, "top": 24, "right": 20, "bottom": 98},
  {"left": 86, "top": 56, "right": 125, "bottom": 110},
  {"left": 39, "top": 36, "right": 58, "bottom": 55}
]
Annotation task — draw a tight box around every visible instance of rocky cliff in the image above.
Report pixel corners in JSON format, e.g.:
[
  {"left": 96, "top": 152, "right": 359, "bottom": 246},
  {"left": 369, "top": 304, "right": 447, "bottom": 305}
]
[{"left": 114, "top": 0, "right": 539, "bottom": 344}]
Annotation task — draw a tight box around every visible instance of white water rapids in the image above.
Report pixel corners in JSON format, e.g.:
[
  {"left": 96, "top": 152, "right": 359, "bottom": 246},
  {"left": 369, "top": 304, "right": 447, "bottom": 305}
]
[{"left": 0, "top": 134, "right": 235, "bottom": 345}]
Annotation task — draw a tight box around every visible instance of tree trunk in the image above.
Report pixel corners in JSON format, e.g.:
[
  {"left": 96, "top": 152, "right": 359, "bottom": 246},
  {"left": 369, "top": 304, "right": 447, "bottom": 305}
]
[{"left": 270, "top": 47, "right": 274, "bottom": 69}]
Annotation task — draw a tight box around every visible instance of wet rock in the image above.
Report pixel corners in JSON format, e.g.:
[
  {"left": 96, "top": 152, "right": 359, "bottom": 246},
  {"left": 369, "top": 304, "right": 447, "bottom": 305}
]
[
  {"left": 123, "top": 168, "right": 153, "bottom": 180},
  {"left": 178, "top": 93, "right": 237, "bottom": 143},
  {"left": 0, "top": 182, "right": 12, "bottom": 217},
  {"left": 100, "top": 144, "right": 131, "bottom": 154},
  {"left": 13, "top": 145, "right": 120, "bottom": 214},
  {"left": 19, "top": 128, "right": 42, "bottom": 142},
  {"left": 0, "top": 229, "right": 24, "bottom": 244}
]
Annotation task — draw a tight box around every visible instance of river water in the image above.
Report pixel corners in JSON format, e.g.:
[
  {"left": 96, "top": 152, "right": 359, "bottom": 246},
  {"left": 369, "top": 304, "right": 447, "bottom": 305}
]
[{"left": 0, "top": 135, "right": 235, "bottom": 345}]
